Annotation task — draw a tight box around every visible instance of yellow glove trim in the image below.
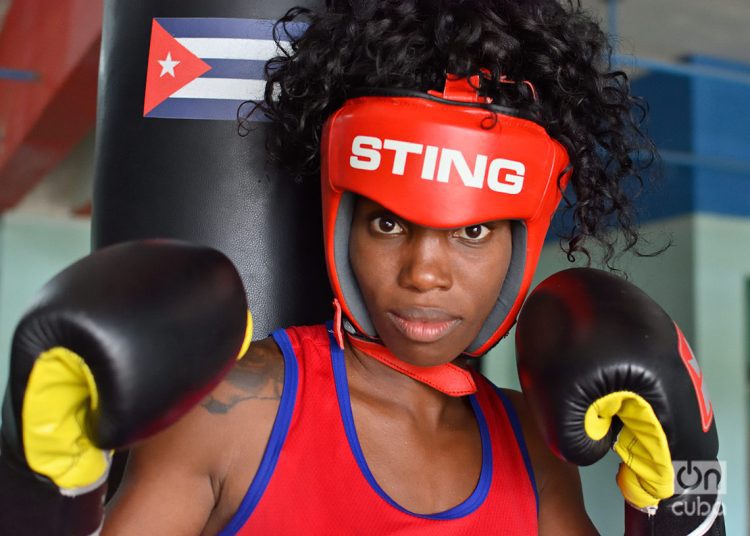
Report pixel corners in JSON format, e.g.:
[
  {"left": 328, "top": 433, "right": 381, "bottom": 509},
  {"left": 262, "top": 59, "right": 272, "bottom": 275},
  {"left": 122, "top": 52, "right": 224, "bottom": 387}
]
[
  {"left": 584, "top": 391, "right": 674, "bottom": 509},
  {"left": 23, "top": 347, "right": 111, "bottom": 491},
  {"left": 237, "top": 310, "right": 253, "bottom": 360}
]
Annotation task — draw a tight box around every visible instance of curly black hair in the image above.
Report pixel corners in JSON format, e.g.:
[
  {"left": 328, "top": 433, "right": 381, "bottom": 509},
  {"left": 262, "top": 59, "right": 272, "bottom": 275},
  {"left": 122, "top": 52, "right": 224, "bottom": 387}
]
[{"left": 248, "top": 0, "right": 660, "bottom": 266}]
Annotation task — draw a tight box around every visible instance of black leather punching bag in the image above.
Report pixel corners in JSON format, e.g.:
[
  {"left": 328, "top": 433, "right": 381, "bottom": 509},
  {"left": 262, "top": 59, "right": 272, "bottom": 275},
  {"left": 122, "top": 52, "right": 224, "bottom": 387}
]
[{"left": 93, "top": 0, "right": 330, "bottom": 339}]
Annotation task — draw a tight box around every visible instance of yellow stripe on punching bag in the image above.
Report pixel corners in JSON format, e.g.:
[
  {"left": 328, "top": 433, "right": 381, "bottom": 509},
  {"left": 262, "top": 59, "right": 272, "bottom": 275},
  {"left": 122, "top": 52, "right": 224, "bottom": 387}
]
[
  {"left": 22, "top": 348, "right": 111, "bottom": 493},
  {"left": 584, "top": 391, "right": 674, "bottom": 509}
]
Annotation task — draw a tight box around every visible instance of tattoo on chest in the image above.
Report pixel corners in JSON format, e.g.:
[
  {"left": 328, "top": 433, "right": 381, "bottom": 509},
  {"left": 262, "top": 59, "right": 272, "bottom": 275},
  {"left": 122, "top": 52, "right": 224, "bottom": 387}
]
[
  {"left": 200, "top": 344, "right": 284, "bottom": 414},
  {"left": 201, "top": 393, "right": 280, "bottom": 414}
]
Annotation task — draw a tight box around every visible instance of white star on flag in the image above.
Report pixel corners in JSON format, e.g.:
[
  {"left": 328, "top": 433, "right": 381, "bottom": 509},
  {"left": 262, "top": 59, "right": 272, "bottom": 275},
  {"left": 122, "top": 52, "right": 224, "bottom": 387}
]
[{"left": 158, "top": 52, "right": 180, "bottom": 77}]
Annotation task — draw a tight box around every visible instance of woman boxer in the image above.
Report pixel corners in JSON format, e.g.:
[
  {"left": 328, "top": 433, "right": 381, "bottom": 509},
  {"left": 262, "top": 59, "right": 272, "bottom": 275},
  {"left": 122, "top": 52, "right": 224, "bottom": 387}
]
[{"left": 104, "top": 1, "right": 655, "bottom": 533}]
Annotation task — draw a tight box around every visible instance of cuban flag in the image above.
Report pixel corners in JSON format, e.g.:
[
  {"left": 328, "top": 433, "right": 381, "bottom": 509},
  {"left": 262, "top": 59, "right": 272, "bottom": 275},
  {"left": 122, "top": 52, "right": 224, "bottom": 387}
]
[{"left": 143, "top": 18, "right": 306, "bottom": 120}]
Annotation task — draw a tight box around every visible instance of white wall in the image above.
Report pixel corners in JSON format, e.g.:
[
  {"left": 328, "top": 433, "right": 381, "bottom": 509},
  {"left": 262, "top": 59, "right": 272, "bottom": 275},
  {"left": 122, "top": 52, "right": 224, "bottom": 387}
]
[
  {"left": 0, "top": 131, "right": 94, "bottom": 408},
  {"left": 0, "top": 213, "right": 91, "bottom": 398}
]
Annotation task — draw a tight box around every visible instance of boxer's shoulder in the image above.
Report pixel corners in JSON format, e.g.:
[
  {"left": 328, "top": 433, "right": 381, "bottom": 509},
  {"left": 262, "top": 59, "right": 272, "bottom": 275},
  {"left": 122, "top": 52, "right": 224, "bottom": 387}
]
[
  {"left": 201, "top": 335, "right": 285, "bottom": 469},
  {"left": 497, "top": 388, "right": 554, "bottom": 476},
  {"left": 197, "top": 337, "right": 286, "bottom": 529},
  {"left": 208, "top": 335, "right": 285, "bottom": 411},
  {"left": 104, "top": 338, "right": 285, "bottom": 533},
  {"left": 118, "top": 337, "right": 284, "bottom": 468},
  {"left": 498, "top": 388, "right": 568, "bottom": 488},
  {"left": 498, "top": 388, "right": 596, "bottom": 535}
]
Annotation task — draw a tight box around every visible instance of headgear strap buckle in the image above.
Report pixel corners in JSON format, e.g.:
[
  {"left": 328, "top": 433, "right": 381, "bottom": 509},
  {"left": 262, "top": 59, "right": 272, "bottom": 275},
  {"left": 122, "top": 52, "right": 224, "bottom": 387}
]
[
  {"left": 427, "top": 72, "right": 538, "bottom": 103},
  {"left": 428, "top": 74, "right": 491, "bottom": 104}
]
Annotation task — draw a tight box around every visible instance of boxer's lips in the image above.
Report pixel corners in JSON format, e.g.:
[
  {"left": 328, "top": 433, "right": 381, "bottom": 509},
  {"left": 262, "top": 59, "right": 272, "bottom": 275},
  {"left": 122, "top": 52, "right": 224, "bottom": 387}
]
[{"left": 386, "top": 308, "right": 461, "bottom": 344}]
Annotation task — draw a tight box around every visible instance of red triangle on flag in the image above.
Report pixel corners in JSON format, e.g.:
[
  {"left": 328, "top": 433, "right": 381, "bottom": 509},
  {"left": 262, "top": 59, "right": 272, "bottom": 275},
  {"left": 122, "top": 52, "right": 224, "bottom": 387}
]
[{"left": 143, "top": 20, "right": 212, "bottom": 116}]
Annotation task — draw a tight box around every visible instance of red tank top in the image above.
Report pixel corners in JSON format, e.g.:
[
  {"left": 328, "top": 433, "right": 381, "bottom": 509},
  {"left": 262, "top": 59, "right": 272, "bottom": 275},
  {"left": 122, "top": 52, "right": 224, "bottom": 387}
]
[{"left": 218, "top": 324, "right": 538, "bottom": 535}]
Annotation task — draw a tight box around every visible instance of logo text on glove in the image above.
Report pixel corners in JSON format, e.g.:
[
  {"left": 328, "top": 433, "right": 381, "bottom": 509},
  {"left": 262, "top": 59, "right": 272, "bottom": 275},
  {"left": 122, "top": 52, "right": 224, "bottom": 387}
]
[{"left": 350, "top": 135, "right": 525, "bottom": 194}]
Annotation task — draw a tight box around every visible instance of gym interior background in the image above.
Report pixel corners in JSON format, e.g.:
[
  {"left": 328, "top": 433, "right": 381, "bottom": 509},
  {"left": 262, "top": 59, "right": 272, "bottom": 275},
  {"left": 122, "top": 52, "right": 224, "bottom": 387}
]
[{"left": 0, "top": 1, "right": 748, "bottom": 534}]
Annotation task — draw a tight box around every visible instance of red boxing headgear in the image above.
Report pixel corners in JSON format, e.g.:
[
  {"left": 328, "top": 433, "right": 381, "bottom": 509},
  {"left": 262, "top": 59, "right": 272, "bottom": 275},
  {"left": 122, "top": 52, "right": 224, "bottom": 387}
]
[{"left": 321, "top": 76, "right": 570, "bottom": 360}]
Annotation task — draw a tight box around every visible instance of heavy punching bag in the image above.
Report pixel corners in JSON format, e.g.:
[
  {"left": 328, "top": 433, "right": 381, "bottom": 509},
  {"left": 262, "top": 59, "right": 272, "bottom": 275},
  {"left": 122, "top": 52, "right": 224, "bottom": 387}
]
[
  {"left": 93, "top": 0, "right": 330, "bottom": 339},
  {"left": 92, "top": 0, "right": 329, "bottom": 500}
]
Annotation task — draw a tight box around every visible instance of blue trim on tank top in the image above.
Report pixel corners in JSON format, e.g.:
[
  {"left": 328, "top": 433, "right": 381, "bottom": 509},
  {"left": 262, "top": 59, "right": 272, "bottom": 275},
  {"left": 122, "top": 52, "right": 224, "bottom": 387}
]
[
  {"left": 494, "top": 387, "right": 539, "bottom": 515},
  {"left": 326, "top": 328, "right": 493, "bottom": 520},
  {"left": 216, "top": 328, "right": 299, "bottom": 536}
]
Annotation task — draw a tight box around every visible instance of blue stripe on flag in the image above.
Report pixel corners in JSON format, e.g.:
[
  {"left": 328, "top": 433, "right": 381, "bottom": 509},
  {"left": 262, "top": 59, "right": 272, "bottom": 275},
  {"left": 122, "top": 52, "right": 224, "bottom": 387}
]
[
  {"left": 202, "top": 59, "right": 265, "bottom": 80},
  {"left": 146, "top": 97, "right": 268, "bottom": 122},
  {"left": 156, "top": 17, "right": 307, "bottom": 41}
]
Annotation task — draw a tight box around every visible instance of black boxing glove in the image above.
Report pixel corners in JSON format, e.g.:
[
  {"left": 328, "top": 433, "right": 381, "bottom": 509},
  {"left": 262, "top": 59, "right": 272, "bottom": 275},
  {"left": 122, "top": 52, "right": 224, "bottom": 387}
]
[
  {"left": 516, "top": 268, "right": 724, "bottom": 535},
  {"left": 0, "top": 239, "right": 251, "bottom": 536}
]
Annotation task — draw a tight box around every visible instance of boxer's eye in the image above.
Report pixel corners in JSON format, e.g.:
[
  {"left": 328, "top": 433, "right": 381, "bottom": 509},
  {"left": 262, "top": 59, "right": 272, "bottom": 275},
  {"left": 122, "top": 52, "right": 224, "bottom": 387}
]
[
  {"left": 371, "top": 216, "right": 404, "bottom": 235},
  {"left": 453, "top": 224, "right": 491, "bottom": 241}
]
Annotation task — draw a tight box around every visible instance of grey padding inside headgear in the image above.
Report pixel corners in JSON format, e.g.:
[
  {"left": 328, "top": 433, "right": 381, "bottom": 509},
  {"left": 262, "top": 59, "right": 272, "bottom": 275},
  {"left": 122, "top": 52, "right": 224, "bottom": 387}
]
[
  {"left": 335, "top": 192, "right": 378, "bottom": 336},
  {"left": 466, "top": 221, "right": 526, "bottom": 353},
  {"left": 333, "top": 191, "right": 528, "bottom": 350}
]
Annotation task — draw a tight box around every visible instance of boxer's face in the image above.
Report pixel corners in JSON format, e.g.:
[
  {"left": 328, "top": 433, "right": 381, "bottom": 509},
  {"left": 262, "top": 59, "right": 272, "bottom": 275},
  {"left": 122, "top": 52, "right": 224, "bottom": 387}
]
[{"left": 349, "top": 197, "right": 512, "bottom": 367}]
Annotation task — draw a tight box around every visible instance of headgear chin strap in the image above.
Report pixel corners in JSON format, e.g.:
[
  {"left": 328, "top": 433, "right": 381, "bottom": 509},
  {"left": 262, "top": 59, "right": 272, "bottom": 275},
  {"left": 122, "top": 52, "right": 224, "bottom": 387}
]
[{"left": 321, "top": 75, "right": 571, "bottom": 395}]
